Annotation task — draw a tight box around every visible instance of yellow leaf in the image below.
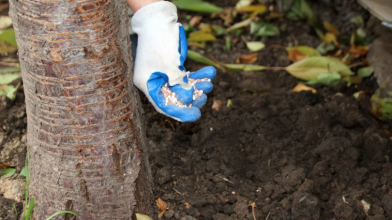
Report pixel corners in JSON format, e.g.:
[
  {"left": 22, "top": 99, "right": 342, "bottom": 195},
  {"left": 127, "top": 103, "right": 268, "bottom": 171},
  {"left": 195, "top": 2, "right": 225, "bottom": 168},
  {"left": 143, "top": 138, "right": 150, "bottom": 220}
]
[
  {"left": 285, "top": 57, "right": 353, "bottom": 81},
  {"left": 136, "top": 214, "right": 153, "bottom": 220},
  {"left": 188, "top": 30, "right": 216, "bottom": 42},
  {"left": 292, "top": 83, "right": 317, "bottom": 93},
  {"left": 0, "top": 16, "right": 12, "bottom": 30},
  {"left": 323, "top": 32, "right": 339, "bottom": 45},
  {"left": 236, "top": 5, "right": 267, "bottom": 14},
  {"left": 323, "top": 21, "right": 340, "bottom": 35}
]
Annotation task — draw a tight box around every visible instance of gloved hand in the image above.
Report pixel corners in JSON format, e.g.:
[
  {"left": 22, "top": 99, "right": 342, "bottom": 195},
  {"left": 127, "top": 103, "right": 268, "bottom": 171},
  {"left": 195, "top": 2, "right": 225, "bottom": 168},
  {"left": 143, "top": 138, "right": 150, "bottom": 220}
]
[{"left": 131, "top": 1, "right": 216, "bottom": 122}]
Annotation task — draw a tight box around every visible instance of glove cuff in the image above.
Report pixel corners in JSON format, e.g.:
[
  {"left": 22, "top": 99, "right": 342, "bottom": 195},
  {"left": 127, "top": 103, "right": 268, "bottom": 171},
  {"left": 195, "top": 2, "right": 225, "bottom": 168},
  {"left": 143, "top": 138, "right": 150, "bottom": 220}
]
[{"left": 131, "top": 1, "right": 178, "bottom": 34}]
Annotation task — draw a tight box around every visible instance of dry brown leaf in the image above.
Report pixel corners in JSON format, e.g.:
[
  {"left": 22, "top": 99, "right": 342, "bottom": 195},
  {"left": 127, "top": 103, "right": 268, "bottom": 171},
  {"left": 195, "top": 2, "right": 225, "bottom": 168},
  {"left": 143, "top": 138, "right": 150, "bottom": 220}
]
[
  {"left": 323, "top": 21, "right": 340, "bottom": 35},
  {"left": 218, "top": 8, "right": 234, "bottom": 26},
  {"left": 323, "top": 32, "right": 339, "bottom": 46},
  {"left": 287, "top": 48, "right": 307, "bottom": 62},
  {"left": 212, "top": 100, "right": 223, "bottom": 112},
  {"left": 156, "top": 198, "right": 168, "bottom": 218},
  {"left": 292, "top": 83, "right": 317, "bottom": 93},
  {"left": 236, "top": 53, "right": 258, "bottom": 64},
  {"left": 349, "top": 46, "right": 368, "bottom": 59},
  {"left": 0, "top": 164, "right": 13, "bottom": 169},
  {"left": 189, "top": 15, "right": 203, "bottom": 27}
]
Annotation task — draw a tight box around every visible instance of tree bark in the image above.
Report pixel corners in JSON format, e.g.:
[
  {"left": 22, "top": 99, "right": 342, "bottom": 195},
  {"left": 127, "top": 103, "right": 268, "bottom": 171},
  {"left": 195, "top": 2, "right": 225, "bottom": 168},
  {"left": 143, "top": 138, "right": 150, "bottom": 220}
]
[{"left": 9, "top": 0, "right": 153, "bottom": 219}]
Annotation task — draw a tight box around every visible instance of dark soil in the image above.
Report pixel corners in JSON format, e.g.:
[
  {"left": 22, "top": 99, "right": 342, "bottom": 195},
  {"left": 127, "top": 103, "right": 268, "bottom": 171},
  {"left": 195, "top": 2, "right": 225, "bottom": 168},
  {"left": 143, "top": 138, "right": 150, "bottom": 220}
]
[{"left": 1, "top": 0, "right": 392, "bottom": 220}]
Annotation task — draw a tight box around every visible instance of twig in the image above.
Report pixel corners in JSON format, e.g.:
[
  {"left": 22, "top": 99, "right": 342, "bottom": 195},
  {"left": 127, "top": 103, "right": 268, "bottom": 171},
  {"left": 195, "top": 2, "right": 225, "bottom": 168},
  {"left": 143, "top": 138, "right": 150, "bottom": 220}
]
[
  {"left": 173, "top": 188, "right": 185, "bottom": 196},
  {"left": 265, "top": 211, "right": 271, "bottom": 220}
]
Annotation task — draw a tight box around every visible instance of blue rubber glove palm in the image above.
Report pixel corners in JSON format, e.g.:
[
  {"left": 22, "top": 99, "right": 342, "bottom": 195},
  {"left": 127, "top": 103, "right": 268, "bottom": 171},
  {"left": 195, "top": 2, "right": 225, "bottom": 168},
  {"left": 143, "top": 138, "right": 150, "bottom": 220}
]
[{"left": 131, "top": 1, "right": 216, "bottom": 122}]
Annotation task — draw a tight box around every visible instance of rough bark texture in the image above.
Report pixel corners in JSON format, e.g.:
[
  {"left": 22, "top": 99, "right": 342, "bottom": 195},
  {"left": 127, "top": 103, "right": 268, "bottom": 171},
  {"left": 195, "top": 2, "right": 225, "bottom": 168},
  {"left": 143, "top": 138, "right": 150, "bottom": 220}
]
[{"left": 9, "top": 0, "right": 153, "bottom": 219}]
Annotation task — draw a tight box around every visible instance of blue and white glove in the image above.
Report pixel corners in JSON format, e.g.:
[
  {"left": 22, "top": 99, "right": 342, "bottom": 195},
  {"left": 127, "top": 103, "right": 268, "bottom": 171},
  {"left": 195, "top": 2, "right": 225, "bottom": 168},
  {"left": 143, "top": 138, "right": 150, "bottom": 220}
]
[{"left": 131, "top": 1, "right": 216, "bottom": 122}]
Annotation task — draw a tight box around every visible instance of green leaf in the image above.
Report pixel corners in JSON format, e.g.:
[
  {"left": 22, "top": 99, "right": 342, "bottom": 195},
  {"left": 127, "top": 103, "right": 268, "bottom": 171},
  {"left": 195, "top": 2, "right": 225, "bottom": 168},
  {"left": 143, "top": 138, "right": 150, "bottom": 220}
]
[
  {"left": 212, "top": 25, "right": 225, "bottom": 36},
  {"left": 225, "top": 37, "right": 231, "bottom": 50},
  {"left": 316, "top": 42, "right": 336, "bottom": 54},
  {"left": 24, "top": 198, "right": 35, "bottom": 220},
  {"left": 0, "top": 83, "right": 19, "bottom": 101},
  {"left": 136, "top": 213, "right": 154, "bottom": 220},
  {"left": 286, "top": 46, "right": 321, "bottom": 57},
  {"left": 0, "top": 29, "right": 17, "bottom": 47},
  {"left": 0, "top": 67, "right": 21, "bottom": 74},
  {"left": 358, "top": 66, "right": 374, "bottom": 78},
  {"left": 0, "top": 74, "right": 21, "bottom": 85},
  {"left": 307, "top": 71, "right": 341, "bottom": 86},
  {"left": 371, "top": 87, "right": 392, "bottom": 121},
  {"left": 350, "top": 15, "right": 364, "bottom": 26},
  {"left": 246, "top": 42, "right": 265, "bottom": 52},
  {"left": 250, "top": 22, "right": 279, "bottom": 37},
  {"left": 1, "top": 168, "right": 16, "bottom": 176},
  {"left": 173, "top": 0, "right": 222, "bottom": 13},
  {"left": 45, "top": 211, "right": 78, "bottom": 220},
  {"left": 187, "top": 50, "right": 224, "bottom": 70},
  {"left": 285, "top": 57, "right": 353, "bottom": 81},
  {"left": 20, "top": 167, "right": 28, "bottom": 177},
  {"left": 224, "top": 64, "right": 266, "bottom": 71}
]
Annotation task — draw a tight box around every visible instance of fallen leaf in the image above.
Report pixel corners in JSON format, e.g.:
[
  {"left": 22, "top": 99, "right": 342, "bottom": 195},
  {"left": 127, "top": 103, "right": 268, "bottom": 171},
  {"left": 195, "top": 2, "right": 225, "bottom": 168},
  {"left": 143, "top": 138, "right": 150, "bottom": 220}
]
[
  {"left": 286, "top": 46, "right": 321, "bottom": 62},
  {"left": 0, "top": 83, "right": 19, "bottom": 101},
  {"left": 236, "top": 5, "right": 267, "bottom": 14},
  {"left": 187, "top": 50, "right": 225, "bottom": 71},
  {"left": 285, "top": 57, "right": 353, "bottom": 81},
  {"left": 227, "top": 99, "right": 232, "bottom": 107},
  {"left": 323, "top": 32, "right": 338, "bottom": 45},
  {"left": 136, "top": 213, "right": 153, "bottom": 220},
  {"left": 246, "top": 41, "right": 265, "bottom": 52},
  {"left": 0, "top": 164, "right": 13, "bottom": 169},
  {"left": 188, "top": 30, "right": 216, "bottom": 42},
  {"left": 236, "top": 0, "right": 254, "bottom": 9},
  {"left": 323, "top": 21, "right": 339, "bottom": 35},
  {"left": 189, "top": 15, "right": 203, "bottom": 26},
  {"left": 0, "top": 16, "right": 12, "bottom": 30},
  {"left": 212, "top": 100, "right": 223, "bottom": 111},
  {"left": 370, "top": 87, "right": 392, "bottom": 121},
  {"left": 358, "top": 66, "right": 374, "bottom": 78},
  {"left": 0, "top": 74, "right": 21, "bottom": 85},
  {"left": 350, "top": 15, "right": 364, "bottom": 26},
  {"left": 307, "top": 71, "right": 342, "bottom": 86},
  {"left": 287, "top": 48, "right": 307, "bottom": 62},
  {"left": 212, "top": 25, "right": 226, "bottom": 36},
  {"left": 20, "top": 167, "right": 28, "bottom": 177},
  {"left": 292, "top": 83, "right": 317, "bottom": 93},
  {"left": 224, "top": 64, "right": 266, "bottom": 71},
  {"left": 250, "top": 21, "right": 279, "bottom": 37},
  {"left": 156, "top": 198, "right": 168, "bottom": 218},
  {"left": 236, "top": 53, "right": 258, "bottom": 64},
  {"left": 316, "top": 42, "right": 336, "bottom": 54},
  {"left": 217, "top": 8, "right": 234, "bottom": 26},
  {"left": 198, "top": 23, "right": 212, "bottom": 31},
  {"left": 173, "top": 0, "right": 222, "bottom": 13},
  {"left": 349, "top": 45, "right": 368, "bottom": 59},
  {"left": 226, "top": 18, "right": 252, "bottom": 32},
  {"left": 0, "top": 41, "right": 17, "bottom": 55},
  {"left": 0, "top": 29, "right": 17, "bottom": 47},
  {"left": 188, "top": 42, "right": 206, "bottom": 49}
]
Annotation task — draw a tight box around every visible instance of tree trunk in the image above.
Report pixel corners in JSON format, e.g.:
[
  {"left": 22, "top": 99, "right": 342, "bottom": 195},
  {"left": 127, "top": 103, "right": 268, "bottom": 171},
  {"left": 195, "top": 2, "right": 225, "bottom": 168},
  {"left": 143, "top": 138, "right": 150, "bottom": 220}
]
[{"left": 9, "top": 0, "right": 153, "bottom": 219}]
